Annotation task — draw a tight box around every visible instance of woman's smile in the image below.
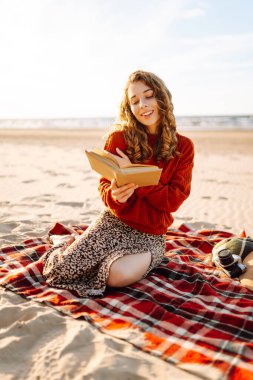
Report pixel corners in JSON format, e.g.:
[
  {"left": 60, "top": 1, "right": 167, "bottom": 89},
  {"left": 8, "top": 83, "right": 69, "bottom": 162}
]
[{"left": 141, "top": 110, "right": 154, "bottom": 117}]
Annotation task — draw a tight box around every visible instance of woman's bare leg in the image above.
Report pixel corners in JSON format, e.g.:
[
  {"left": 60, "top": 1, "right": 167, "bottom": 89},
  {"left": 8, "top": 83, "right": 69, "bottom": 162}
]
[
  {"left": 107, "top": 252, "right": 152, "bottom": 287},
  {"left": 239, "top": 251, "right": 253, "bottom": 291}
]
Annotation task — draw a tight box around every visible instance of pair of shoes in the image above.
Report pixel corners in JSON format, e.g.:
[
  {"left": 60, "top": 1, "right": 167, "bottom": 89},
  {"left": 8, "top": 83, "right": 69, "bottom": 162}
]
[{"left": 212, "top": 237, "right": 253, "bottom": 278}]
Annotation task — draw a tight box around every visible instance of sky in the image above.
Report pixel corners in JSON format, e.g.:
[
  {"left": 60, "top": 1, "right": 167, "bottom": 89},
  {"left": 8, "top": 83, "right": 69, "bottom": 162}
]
[{"left": 0, "top": 0, "right": 253, "bottom": 118}]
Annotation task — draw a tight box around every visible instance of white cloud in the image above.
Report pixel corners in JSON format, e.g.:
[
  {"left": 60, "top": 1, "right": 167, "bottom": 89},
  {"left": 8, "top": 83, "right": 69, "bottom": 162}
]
[{"left": 181, "top": 33, "right": 253, "bottom": 54}]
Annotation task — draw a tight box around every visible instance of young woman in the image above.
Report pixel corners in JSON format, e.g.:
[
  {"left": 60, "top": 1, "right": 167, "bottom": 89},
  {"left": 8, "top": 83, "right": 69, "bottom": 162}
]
[{"left": 42, "top": 70, "right": 194, "bottom": 297}]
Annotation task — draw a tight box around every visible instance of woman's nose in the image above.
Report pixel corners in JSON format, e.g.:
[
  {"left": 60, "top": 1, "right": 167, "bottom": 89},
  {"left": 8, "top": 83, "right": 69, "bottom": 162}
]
[{"left": 139, "top": 97, "right": 148, "bottom": 108}]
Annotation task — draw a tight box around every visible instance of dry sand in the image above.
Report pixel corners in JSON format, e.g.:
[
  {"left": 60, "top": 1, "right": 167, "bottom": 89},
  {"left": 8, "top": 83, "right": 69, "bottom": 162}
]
[{"left": 0, "top": 128, "right": 253, "bottom": 380}]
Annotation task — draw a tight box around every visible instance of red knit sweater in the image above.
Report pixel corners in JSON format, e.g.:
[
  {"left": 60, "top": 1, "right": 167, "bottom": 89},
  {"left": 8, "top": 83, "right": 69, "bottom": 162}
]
[{"left": 98, "top": 130, "right": 194, "bottom": 235}]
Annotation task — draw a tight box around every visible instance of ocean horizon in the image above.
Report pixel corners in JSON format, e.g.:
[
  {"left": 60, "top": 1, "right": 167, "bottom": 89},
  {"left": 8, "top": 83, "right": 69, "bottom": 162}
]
[{"left": 0, "top": 115, "right": 253, "bottom": 131}]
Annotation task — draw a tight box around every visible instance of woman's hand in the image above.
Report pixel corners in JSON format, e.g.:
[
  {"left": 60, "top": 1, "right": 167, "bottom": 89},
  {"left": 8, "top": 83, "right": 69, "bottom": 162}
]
[
  {"left": 114, "top": 148, "right": 132, "bottom": 168},
  {"left": 110, "top": 179, "right": 138, "bottom": 203}
]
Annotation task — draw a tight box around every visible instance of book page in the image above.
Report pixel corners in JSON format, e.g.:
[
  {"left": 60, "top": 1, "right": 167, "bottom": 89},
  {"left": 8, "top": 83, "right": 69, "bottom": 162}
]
[
  {"left": 92, "top": 148, "right": 158, "bottom": 169},
  {"left": 92, "top": 148, "right": 120, "bottom": 167}
]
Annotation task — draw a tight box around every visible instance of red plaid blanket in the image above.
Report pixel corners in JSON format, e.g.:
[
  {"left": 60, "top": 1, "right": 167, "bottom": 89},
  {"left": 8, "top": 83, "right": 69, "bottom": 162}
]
[{"left": 0, "top": 223, "right": 253, "bottom": 380}]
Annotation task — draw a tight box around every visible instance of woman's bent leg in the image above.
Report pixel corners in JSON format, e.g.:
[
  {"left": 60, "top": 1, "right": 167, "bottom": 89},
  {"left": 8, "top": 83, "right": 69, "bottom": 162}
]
[
  {"left": 106, "top": 252, "right": 152, "bottom": 287},
  {"left": 42, "top": 210, "right": 165, "bottom": 296}
]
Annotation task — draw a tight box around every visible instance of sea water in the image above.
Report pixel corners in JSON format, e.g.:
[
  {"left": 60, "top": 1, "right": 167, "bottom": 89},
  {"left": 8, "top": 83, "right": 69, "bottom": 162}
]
[{"left": 0, "top": 115, "right": 252, "bottom": 131}]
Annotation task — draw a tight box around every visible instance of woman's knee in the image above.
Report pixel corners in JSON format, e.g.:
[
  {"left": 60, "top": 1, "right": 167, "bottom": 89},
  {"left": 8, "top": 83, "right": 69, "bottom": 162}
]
[
  {"left": 239, "top": 251, "right": 253, "bottom": 291},
  {"left": 106, "top": 270, "right": 129, "bottom": 287},
  {"left": 106, "top": 252, "right": 152, "bottom": 287},
  {"left": 106, "top": 262, "right": 132, "bottom": 287}
]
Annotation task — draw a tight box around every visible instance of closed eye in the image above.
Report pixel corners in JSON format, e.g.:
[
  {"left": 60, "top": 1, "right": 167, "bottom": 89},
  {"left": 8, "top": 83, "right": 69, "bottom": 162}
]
[{"left": 131, "top": 95, "right": 154, "bottom": 106}]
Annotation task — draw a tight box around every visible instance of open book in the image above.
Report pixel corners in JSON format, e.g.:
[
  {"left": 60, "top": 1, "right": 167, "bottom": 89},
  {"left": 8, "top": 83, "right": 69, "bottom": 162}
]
[{"left": 85, "top": 148, "right": 162, "bottom": 187}]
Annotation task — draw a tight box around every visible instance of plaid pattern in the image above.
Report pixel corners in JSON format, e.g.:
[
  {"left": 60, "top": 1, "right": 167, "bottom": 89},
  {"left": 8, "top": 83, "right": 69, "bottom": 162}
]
[{"left": 1, "top": 222, "right": 253, "bottom": 380}]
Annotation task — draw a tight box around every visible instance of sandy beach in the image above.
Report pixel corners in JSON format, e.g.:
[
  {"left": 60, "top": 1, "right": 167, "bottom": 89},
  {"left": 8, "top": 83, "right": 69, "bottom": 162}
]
[{"left": 1, "top": 128, "right": 253, "bottom": 379}]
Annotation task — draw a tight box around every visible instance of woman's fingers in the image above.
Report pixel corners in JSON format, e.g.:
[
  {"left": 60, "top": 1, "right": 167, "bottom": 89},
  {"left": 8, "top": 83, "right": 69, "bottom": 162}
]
[
  {"left": 110, "top": 179, "right": 138, "bottom": 203},
  {"left": 117, "top": 189, "right": 134, "bottom": 203},
  {"left": 110, "top": 178, "right": 118, "bottom": 190},
  {"left": 111, "top": 180, "right": 135, "bottom": 192},
  {"left": 112, "top": 185, "right": 135, "bottom": 199},
  {"left": 113, "top": 186, "right": 134, "bottom": 199},
  {"left": 104, "top": 148, "right": 130, "bottom": 167},
  {"left": 116, "top": 147, "right": 128, "bottom": 158}
]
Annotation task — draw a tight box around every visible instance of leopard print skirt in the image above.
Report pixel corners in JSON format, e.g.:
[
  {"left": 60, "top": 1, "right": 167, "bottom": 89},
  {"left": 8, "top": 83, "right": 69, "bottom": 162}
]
[{"left": 42, "top": 209, "right": 166, "bottom": 297}]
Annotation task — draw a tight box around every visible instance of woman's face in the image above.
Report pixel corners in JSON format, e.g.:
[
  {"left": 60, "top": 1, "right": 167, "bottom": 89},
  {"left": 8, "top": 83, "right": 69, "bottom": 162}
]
[{"left": 127, "top": 81, "right": 160, "bottom": 134}]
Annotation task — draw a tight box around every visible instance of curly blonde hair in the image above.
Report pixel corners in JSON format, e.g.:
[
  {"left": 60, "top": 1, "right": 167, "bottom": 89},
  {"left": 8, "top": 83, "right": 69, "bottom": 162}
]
[{"left": 117, "top": 70, "right": 179, "bottom": 163}]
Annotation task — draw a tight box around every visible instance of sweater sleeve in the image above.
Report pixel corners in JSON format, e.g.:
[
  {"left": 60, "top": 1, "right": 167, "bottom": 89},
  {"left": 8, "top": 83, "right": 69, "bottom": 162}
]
[{"left": 134, "top": 136, "right": 194, "bottom": 212}]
